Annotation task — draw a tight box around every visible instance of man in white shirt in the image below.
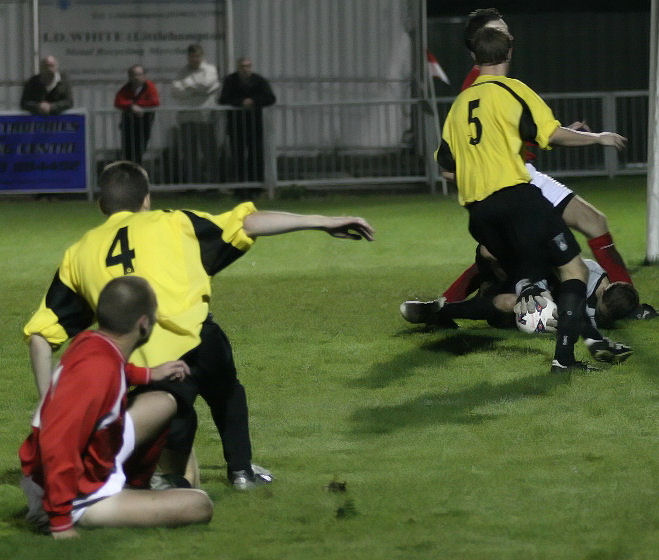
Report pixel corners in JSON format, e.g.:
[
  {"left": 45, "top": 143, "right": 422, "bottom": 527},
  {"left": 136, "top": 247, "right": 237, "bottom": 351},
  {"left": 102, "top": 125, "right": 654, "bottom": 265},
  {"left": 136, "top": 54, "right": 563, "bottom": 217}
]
[{"left": 171, "top": 44, "right": 220, "bottom": 182}]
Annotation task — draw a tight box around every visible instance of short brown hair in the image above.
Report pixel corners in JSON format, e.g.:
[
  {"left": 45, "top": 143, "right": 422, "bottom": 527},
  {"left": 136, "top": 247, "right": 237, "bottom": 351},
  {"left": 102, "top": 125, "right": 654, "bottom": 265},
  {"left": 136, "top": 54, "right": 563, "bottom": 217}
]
[
  {"left": 98, "top": 161, "right": 150, "bottom": 215},
  {"left": 128, "top": 64, "right": 145, "bottom": 75},
  {"left": 464, "top": 8, "right": 503, "bottom": 52},
  {"left": 97, "top": 276, "right": 157, "bottom": 335},
  {"left": 472, "top": 26, "right": 513, "bottom": 66},
  {"left": 600, "top": 282, "right": 639, "bottom": 323},
  {"left": 187, "top": 44, "right": 204, "bottom": 56}
]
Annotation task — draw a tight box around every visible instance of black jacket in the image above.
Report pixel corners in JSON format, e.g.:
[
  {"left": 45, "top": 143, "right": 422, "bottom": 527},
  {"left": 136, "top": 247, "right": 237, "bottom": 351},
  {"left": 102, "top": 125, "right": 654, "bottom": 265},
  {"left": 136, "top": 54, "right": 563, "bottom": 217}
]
[
  {"left": 218, "top": 72, "right": 275, "bottom": 108},
  {"left": 21, "top": 73, "right": 73, "bottom": 115}
]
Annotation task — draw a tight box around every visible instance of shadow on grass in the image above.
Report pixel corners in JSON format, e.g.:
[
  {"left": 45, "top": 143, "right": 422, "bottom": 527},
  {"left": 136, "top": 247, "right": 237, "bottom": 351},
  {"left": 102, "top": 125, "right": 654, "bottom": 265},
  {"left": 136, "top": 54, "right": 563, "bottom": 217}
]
[
  {"left": 352, "top": 332, "right": 542, "bottom": 389},
  {"left": 0, "top": 468, "right": 31, "bottom": 533},
  {"left": 423, "top": 333, "right": 504, "bottom": 356},
  {"left": 197, "top": 465, "right": 230, "bottom": 485},
  {"left": 1, "top": 508, "right": 32, "bottom": 534},
  {"left": 0, "top": 468, "right": 21, "bottom": 485},
  {"left": 350, "top": 371, "right": 571, "bottom": 434},
  {"left": 349, "top": 330, "right": 566, "bottom": 434}
]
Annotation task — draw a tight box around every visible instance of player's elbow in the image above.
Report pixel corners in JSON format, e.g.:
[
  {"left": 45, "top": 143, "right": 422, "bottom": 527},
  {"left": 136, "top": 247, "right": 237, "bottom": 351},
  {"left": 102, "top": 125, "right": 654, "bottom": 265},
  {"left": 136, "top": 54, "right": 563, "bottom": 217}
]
[
  {"left": 441, "top": 170, "right": 455, "bottom": 182},
  {"left": 28, "top": 333, "right": 53, "bottom": 351}
]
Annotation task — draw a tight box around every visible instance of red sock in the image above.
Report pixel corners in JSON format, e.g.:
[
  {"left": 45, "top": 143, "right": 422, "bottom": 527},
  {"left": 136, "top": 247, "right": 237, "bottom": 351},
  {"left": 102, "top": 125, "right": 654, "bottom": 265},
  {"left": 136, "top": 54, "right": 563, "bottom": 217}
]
[
  {"left": 442, "top": 263, "right": 481, "bottom": 302},
  {"left": 124, "top": 428, "right": 169, "bottom": 489},
  {"left": 588, "top": 233, "right": 633, "bottom": 284}
]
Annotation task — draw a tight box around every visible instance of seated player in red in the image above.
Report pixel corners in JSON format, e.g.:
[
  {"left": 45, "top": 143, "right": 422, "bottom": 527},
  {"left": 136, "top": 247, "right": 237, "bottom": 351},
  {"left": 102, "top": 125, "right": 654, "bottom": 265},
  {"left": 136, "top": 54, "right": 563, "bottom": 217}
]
[{"left": 19, "top": 276, "right": 213, "bottom": 539}]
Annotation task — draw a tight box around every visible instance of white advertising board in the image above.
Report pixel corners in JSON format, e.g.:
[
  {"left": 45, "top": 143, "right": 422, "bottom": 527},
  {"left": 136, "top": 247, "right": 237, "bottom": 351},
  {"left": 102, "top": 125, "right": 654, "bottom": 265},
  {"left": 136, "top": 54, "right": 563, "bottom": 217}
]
[{"left": 39, "top": 0, "right": 224, "bottom": 82}]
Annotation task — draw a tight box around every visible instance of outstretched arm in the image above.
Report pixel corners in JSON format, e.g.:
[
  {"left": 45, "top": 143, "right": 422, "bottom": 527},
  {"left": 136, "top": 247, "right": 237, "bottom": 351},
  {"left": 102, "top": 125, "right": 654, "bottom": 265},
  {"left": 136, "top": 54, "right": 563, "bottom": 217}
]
[
  {"left": 243, "top": 211, "right": 375, "bottom": 241},
  {"left": 549, "top": 126, "right": 627, "bottom": 150}
]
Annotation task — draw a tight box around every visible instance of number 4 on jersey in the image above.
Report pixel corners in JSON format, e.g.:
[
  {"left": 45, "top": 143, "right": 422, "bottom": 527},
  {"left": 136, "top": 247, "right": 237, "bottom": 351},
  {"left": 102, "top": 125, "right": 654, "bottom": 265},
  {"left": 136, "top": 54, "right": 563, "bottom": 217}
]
[{"left": 105, "top": 226, "right": 135, "bottom": 274}]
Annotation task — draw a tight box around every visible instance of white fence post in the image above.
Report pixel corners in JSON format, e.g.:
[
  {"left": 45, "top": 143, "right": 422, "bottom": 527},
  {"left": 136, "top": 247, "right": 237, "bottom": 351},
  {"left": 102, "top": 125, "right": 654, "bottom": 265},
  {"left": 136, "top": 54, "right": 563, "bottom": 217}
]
[
  {"left": 646, "top": 0, "right": 659, "bottom": 263},
  {"left": 263, "top": 108, "right": 277, "bottom": 199},
  {"left": 602, "top": 92, "right": 618, "bottom": 178},
  {"left": 423, "top": 112, "right": 440, "bottom": 195}
]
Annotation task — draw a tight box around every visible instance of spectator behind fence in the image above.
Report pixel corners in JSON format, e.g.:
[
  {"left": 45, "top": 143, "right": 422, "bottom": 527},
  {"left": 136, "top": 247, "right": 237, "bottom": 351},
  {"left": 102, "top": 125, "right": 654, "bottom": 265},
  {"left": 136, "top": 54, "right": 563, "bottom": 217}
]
[
  {"left": 21, "top": 55, "right": 73, "bottom": 115},
  {"left": 219, "top": 57, "right": 276, "bottom": 187},
  {"left": 114, "top": 65, "right": 160, "bottom": 165},
  {"left": 171, "top": 44, "right": 220, "bottom": 182}
]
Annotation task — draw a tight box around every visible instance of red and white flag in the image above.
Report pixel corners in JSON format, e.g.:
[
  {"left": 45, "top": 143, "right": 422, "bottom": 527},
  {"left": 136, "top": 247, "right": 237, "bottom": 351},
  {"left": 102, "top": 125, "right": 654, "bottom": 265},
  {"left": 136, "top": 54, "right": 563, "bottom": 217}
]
[{"left": 427, "top": 49, "right": 450, "bottom": 85}]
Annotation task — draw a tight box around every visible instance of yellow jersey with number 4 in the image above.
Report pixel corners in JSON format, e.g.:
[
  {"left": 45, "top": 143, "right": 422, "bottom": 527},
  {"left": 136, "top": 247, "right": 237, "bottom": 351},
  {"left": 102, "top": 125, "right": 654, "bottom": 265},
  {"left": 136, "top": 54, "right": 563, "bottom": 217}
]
[
  {"left": 24, "top": 202, "right": 256, "bottom": 366},
  {"left": 437, "top": 74, "right": 560, "bottom": 205}
]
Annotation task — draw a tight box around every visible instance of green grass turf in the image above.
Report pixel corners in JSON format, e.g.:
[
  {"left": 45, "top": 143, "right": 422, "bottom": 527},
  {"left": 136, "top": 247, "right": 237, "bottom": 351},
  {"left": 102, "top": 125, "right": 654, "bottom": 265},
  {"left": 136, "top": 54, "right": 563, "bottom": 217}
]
[{"left": 0, "top": 176, "right": 657, "bottom": 559}]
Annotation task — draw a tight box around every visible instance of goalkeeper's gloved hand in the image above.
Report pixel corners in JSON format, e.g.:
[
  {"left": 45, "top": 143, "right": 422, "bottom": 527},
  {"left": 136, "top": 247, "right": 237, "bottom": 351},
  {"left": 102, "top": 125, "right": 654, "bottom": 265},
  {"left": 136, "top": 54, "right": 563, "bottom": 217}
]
[
  {"left": 514, "top": 283, "right": 551, "bottom": 315},
  {"left": 545, "top": 308, "right": 559, "bottom": 330}
]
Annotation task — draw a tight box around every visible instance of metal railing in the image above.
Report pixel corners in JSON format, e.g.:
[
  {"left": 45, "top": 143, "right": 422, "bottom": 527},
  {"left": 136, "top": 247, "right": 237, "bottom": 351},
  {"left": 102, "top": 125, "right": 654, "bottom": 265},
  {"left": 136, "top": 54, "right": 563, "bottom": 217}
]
[
  {"left": 272, "top": 99, "right": 428, "bottom": 188},
  {"left": 433, "top": 90, "right": 649, "bottom": 179},
  {"left": 7, "top": 90, "right": 647, "bottom": 198},
  {"left": 90, "top": 99, "right": 432, "bottom": 197}
]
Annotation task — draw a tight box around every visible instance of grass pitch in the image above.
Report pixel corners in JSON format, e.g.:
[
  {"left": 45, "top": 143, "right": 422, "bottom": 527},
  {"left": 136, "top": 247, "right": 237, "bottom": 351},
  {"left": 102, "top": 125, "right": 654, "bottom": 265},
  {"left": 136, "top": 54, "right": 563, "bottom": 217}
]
[{"left": 0, "top": 176, "right": 657, "bottom": 559}]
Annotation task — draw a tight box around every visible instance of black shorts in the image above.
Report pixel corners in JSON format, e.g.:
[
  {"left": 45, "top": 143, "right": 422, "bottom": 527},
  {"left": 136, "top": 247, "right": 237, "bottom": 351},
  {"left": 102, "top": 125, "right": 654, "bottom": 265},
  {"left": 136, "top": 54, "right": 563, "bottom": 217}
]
[
  {"left": 466, "top": 184, "right": 581, "bottom": 283},
  {"left": 131, "top": 315, "right": 237, "bottom": 414},
  {"left": 555, "top": 191, "right": 576, "bottom": 214}
]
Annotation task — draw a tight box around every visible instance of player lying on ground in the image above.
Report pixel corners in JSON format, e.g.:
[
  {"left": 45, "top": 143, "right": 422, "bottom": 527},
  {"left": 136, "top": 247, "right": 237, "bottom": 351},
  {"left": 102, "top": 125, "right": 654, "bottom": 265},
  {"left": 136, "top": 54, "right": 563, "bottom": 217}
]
[
  {"left": 24, "top": 161, "right": 375, "bottom": 491},
  {"left": 400, "top": 246, "right": 636, "bottom": 364},
  {"left": 19, "top": 276, "right": 213, "bottom": 539},
  {"left": 440, "top": 8, "right": 654, "bottom": 321}
]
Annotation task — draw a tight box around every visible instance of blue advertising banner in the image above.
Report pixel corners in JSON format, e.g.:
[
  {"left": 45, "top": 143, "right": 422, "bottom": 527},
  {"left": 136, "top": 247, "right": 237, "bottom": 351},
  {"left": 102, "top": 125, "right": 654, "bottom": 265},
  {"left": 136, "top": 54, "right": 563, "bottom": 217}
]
[{"left": 0, "top": 113, "right": 87, "bottom": 193}]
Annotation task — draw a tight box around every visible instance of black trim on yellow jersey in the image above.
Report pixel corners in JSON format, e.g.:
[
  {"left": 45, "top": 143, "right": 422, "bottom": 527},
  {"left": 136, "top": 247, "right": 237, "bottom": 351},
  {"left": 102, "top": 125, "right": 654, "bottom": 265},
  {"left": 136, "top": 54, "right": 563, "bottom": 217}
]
[
  {"left": 182, "top": 210, "right": 244, "bottom": 276},
  {"left": 436, "top": 79, "right": 539, "bottom": 173},
  {"left": 436, "top": 139, "right": 456, "bottom": 171},
  {"left": 45, "top": 269, "right": 95, "bottom": 337},
  {"left": 472, "top": 80, "right": 538, "bottom": 143}
]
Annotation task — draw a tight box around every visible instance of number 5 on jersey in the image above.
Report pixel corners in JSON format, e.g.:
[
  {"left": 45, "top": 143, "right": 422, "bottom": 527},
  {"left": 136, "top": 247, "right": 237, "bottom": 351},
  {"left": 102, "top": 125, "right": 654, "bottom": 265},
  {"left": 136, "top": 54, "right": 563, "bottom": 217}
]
[
  {"left": 468, "top": 99, "right": 482, "bottom": 145},
  {"left": 105, "top": 226, "right": 136, "bottom": 274}
]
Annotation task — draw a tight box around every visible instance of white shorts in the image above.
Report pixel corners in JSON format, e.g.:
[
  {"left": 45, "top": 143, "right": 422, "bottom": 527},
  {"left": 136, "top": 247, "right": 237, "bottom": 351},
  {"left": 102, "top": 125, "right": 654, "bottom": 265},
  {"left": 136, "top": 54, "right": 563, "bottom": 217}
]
[
  {"left": 526, "top": 163, "right": 573, "bottom": 208},
  {"left": 21, "top": 412, "right": 136, "bottom": 530}
]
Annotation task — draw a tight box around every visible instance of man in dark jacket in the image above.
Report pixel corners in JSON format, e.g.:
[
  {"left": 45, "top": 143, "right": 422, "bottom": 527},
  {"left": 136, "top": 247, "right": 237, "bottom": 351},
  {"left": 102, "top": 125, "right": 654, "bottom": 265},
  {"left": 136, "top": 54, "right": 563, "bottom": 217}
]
[
  {"left": 219, "top": 57, "right": 276, "bottom": 184},
  {"left": 21, "top": 56, "right": 73, "bottom": 115}
]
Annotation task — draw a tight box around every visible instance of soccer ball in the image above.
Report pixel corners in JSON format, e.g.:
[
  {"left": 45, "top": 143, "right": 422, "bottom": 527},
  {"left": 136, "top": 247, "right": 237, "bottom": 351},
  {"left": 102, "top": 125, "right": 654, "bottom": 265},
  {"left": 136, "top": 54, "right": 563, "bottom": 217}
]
[{"left": 515, "top": 299, "right": 558, "bottom": 334}]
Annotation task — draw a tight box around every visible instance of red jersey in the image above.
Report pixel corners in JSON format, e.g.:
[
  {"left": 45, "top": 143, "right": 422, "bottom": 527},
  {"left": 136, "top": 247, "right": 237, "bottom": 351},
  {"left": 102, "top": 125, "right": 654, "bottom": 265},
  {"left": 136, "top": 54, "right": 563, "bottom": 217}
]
[
  {"left": 461, "top": 65, "right": 481, "bottom": 90},
  {"left": 114, "top": 79, "right": 160, "bottom": 110},
  {"left": 19, "top": 331, "right": 150, "bottom": 533}
]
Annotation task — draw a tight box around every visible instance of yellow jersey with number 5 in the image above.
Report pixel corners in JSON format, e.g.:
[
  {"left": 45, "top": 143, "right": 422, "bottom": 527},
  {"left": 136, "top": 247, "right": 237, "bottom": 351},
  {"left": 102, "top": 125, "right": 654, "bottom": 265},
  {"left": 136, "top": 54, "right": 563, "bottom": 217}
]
[
  {"left": 437, "top": 74, "right": 560, "bottom": 205},
  {"left": 23, "top": 202, "right": 256, "bottom": 366}
]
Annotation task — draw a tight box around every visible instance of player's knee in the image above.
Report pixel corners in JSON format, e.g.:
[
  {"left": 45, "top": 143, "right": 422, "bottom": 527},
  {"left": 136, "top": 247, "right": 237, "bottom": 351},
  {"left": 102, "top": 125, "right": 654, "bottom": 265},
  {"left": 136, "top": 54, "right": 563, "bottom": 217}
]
[
  {"left": 144, "top": 390, "right": 178, "bottom": 419},
  {"left": 199, "top": 493, "right": 214, "bottom": 523},
  {"left": 563, "top": 197, "right": 609, "bottom": 238},
  {"left": 586, "top": 210, "right": 609, "bottom": 238},
  {"left": 558, "top": 256, "right": 588, "bottom": 283},
  {"left": 493, "top": 293, "right": 516, "bottom": 313},
  {"left": 577, "top": 206, "right": 608, "bottom": 238},
  {"left": 573, "top": 258, "right": 589, "bottom": 281},
  {"left": 162, "top": 392, "right": 178, "bottom": 416},
  {"left": 478, "top": 244, "right": 496, "bottom": 261},
  {"left": 183, "top": 489, "right": 213, "bottom": 524}
]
